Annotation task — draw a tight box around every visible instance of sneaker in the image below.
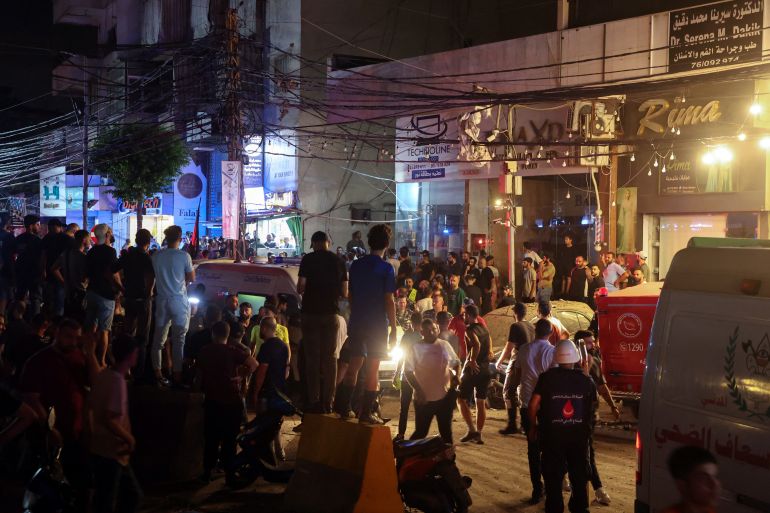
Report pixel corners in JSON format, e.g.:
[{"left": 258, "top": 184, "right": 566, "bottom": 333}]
[
  {"left": 358, "top": 412, "right": 385, "bottom": 425},
  {"left": 595, "top": 487, "right": 611, "bottom": 505},
  {"left": 460, "top": 431, "right": 479, "bottom": 443},
  {"left": 563, "top": 478, "right": 572, "bottom": 493},
  {"left": 475, "top": 433, "right": 484, "bottom": 445},
  {"left": 337, "top": 409, "right": 355, "bottom": 420},
  {"left": 498, "top": 425, "right": 518, "bottom": 435},
  {"left": 155, "top": 377, "right": 170, "bottom": 388}
]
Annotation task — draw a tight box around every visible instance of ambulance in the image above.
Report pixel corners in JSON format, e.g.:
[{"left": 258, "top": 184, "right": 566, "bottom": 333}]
[
  {"left": 635, "top": 238, "right": 770, "bottom": 513},
  {"left": 190, "top": 260, "right": 301, "bottom": 311}
]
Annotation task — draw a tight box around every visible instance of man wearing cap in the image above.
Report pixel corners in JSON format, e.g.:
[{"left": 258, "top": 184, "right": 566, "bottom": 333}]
[
  {"left": 298, "top": 231, "right": 348, "bottom": 413},
  {"left": 637, "top": 251, "right": 650, "bottom": 283},
  {"left": 528, "top": 339, "right": 597, "bottom": 513}
]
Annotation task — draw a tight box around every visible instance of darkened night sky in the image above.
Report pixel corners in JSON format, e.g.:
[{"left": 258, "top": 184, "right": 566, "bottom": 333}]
[{"left": 0, "top": 1, "right": 71, "bottom": 131}]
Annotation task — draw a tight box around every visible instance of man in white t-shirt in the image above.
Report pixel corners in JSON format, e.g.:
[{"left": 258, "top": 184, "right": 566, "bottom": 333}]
[
  {"left": 522, "top": 241, "right": 543, "bottom": 268},
  {"left": 404, "top": 318, "right": 461, "bottom": 444},
  {"left": 150, "top": 225, "right": 195, "bottom": 387},
  {"left": 602, "top": 251, "right": 629, "bottom": 292}
]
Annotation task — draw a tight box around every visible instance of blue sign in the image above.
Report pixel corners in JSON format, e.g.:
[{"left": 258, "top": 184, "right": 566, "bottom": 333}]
[{"left": 412, "top": 168, "right": 446, "bottom": 180}]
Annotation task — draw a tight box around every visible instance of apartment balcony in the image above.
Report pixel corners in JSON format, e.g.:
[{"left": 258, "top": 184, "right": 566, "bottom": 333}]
[{"left": 53, "top": 0, "right": 106, "bottom": 26}]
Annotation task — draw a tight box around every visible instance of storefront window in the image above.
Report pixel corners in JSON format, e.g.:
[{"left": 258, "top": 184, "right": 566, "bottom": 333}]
[
  {"left": 246, "top": 217, "right": 299, "bottom": 256},
  {"left": 658, "top": 213, "right": 757, "bottom": 279},
  {"left": 396, "top": 181, "right": 466, "bottom": 259}
]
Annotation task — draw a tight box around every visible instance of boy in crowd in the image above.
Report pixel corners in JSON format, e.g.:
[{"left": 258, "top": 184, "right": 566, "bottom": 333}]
[
  {"left": 89, "top": 335, "right": 143, "bottom": 513},
  {"left": 663, "top": 446, "right": 721, "bottom": 513}
]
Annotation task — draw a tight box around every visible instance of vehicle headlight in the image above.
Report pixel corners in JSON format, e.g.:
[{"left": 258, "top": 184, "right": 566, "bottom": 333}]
[
  {"left": 189, "top": 297, "right": 200, "bottom": 305},
  {"left": 389, "top": 346, "right": 404, "bottom": 363}
]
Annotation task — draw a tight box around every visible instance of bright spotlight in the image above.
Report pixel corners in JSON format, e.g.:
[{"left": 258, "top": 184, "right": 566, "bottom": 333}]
[
  {"left": 738, "top": 132, "right": 747, "bottom": 141},
  {"left": 760, "top": 136, "right": 770, "bottom": 149},
  {"left": 713, "top": 146, "right": 733, "bottom": 163},
  {"left": 701, "top": 152, "right": 715, "bottom": 165},
  {"left": 750, "top": 103, "right": 762, "bottom": 115}
]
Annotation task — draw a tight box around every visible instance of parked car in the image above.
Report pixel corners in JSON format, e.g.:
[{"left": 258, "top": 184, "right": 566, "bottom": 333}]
[{"left": 483, "top": 300, "right": 594, "bottom": 409}]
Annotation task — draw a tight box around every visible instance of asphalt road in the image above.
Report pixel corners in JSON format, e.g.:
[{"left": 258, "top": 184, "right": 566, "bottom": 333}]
[{"left": 139, "top": 394, "right": 637, "bottom": 513}]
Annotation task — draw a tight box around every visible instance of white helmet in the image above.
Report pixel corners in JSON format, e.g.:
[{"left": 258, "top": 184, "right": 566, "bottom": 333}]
[{"left": 555, "top": 339, "right": 580, "bottom": 365}]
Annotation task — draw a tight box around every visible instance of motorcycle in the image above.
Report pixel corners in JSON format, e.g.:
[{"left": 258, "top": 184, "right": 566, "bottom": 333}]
[
  {"left": 486, "top": 352, "right": 507, "bottom": 411},
  {"left": 22, "top": 409, "right": 74, "bottom": 513},
  {"left": 228, "top": 391, "right": 299, "bottom": 489},
  {"left": 394, "top": 436, "right": 472, "bottom": 513}
]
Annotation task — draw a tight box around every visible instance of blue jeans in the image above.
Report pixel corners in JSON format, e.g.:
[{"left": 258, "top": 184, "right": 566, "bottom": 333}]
[
  {"left": 152, "top": 296, "right": 190, "bottom": 373},
  {"left": 537, "top": 286, "right": 552, "bottom": 304}
]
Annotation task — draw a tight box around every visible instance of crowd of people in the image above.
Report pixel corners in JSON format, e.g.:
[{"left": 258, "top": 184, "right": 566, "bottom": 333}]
[
  {"left": 0, "top": 215, "right": 719, "bottom": 513},
  {"left": 517, "top": 235, "right": 651, "bottom": 309}
]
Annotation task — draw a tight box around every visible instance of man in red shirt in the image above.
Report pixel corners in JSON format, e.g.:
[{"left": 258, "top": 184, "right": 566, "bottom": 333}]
[
  {"left": 447, "top": 299, "right": 488, "bottom": 361},
  {"left": 197, "top": 321, "right": 258, "bottom": 484},
  {"left": 20, "top": 319, "right": 100, "bottom": 509}
]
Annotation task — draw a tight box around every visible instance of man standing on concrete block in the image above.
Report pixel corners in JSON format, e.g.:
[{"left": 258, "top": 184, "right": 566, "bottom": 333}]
[
  {"left": 298, "top": 231, "right": 348, "bottom": 413},
  {"left": 334, "top": 224, "right": 398, "bottom": 424}
]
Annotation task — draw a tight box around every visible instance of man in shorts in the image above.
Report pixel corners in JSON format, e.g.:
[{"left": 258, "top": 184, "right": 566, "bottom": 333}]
[
  {"left": 458, "top": 304, "right": 492, "bottom": 444},
  {"left": 86, "top": 223, "right": 123, "bottom": 366},
  {"left": 333, "top": 224, "right": 397, "bottom": 424}
]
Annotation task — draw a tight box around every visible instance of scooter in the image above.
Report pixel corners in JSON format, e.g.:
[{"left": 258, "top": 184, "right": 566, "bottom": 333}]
[
  {"left": 22, "top": 409, "right": 74, "bottom": 513},
  {"left": 394, "top": 436, "right": 472, "bottom": 513},
  {"left": 227, "top": 391, "right": 299, "bottom": 489}
]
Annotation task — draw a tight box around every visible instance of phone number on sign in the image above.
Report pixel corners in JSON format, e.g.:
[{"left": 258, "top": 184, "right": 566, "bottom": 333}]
[
  {"left": 619, "top": 343, "right": 645, "bottom": 352},
  {"left": 690, "top": 56, "right": 740, "bottom": 69}
]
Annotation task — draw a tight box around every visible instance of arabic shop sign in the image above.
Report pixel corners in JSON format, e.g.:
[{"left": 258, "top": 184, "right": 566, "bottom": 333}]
[{"left": 669, "top": 0, "right": 763, "bottom": 73}]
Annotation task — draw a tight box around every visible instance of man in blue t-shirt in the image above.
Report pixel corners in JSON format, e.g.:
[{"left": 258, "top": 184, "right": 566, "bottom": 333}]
[{"left": 333, "top": 224, "right": 398, "bottom": 424}]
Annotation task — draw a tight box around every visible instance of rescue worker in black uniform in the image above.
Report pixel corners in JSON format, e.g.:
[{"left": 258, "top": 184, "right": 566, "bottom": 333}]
[{"left": 527, "top": 339, "right": 597, "bottom": 513}]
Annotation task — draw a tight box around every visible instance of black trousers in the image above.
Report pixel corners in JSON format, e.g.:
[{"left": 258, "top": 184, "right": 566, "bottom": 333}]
[
  {"left": 589, "top": 432, "right": 602, "bottom": 490},
  {"left": 124, "top": 297, "right": 153, "bottom": 380},
  {"left": 203, "top": 400, "right": 243, "bottom": 475},
  {"left": 541, "top": 437, "right": 590, "bottom": 513},
  {"left": 91, "top": 454, "right": 143, "bottom": 513},
  {"left": 398, "top": 380, "right": 413, "bottom": 436},
  {"left": 300, "top": 313, "right": 339, "bottom": 413},
  {"left": 520, "top": 407, "right": 543, "bottom": 495},
  {"left": 410, "top": 391, "right": 455, "bottom": 444}
]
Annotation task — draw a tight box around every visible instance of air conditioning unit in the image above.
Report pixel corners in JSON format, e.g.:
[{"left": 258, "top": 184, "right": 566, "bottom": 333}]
[
  {"left": 568, "top": 101, "right": 593, "bottom": 134},
  {"left": 569, "top": 100, "right": 618, "bottom": 140},
  {"left": 579, "top": 145, "right": 610, "bottom": 167}
]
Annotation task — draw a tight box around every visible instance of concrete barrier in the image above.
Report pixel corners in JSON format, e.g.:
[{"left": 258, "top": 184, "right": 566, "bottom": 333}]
[
  {"left": 129, "top": 386, "right": 205, "bottom": 483},
  {"left": 283, "top": 414, "right": 402, "bottom": 513}
]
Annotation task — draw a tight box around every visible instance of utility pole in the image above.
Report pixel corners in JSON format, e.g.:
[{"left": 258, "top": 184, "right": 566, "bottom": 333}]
[
  {"left": 224, "top": 8, "right": 245, "bottom": 262},
  {"left": 82, "top": 60, "right": 89, "bottom": 230}
]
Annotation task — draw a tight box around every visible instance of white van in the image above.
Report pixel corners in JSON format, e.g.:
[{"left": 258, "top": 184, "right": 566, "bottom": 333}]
[
  {"left": 191, "top": 260, "right": 301, "bottom": 310},
  {"left": 636, "top": 238, "right": 770, "bottom": 513}
]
